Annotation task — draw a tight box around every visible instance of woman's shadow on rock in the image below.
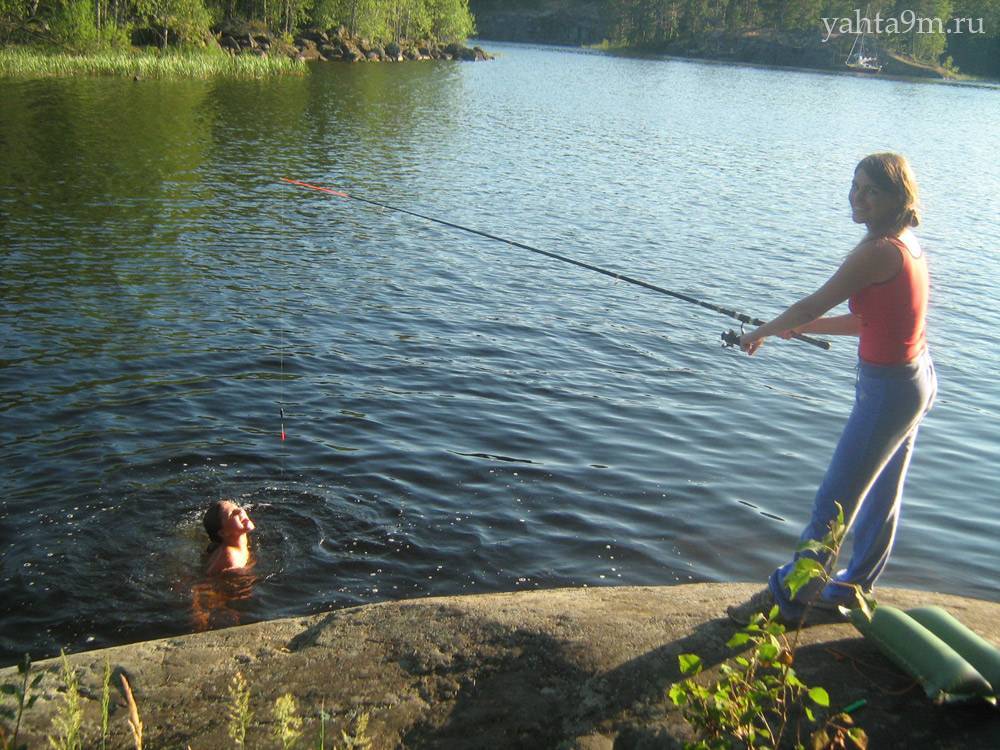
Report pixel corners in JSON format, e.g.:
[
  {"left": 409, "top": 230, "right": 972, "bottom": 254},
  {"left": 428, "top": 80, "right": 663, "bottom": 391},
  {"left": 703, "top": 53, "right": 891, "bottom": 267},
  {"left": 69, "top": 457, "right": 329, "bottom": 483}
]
[{"left": 397, "top": 609, "right": 739, "bottom": 749}]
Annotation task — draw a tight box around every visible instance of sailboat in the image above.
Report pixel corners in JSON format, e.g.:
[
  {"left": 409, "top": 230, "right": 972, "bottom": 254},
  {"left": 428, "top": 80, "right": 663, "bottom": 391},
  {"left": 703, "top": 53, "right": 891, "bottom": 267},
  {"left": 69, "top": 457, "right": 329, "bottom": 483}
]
[{"left": 845, "top": 23, "right": 882, "bottom": 73}]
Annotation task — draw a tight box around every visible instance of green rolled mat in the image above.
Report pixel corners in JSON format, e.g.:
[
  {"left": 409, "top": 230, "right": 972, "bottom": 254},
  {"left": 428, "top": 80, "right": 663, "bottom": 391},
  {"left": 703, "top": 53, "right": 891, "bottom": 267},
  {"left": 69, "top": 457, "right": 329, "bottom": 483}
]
[
  {"left": 907, "top": 606, "right": 1000, "bottom": 696},
  {"left": 850, "top": 605, "right": 994, "bottom": 704}
]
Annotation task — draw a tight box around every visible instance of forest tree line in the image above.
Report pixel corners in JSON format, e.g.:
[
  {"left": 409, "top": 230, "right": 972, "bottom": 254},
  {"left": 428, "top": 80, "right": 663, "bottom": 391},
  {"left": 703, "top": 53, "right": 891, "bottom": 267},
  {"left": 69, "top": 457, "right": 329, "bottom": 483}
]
[
  {"left": 604, "top": 0, "right": 997, "bottom": 66},
  {"left": 472, "top": 0, "right": 998, "bottom": 74},
  {"left": 0, "top": 0, "right": 476, "bottom": 48}
]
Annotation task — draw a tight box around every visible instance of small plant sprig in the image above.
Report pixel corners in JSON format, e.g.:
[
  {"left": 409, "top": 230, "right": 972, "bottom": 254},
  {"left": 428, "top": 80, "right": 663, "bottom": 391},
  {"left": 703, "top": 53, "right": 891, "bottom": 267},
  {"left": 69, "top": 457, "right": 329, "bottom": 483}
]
[
  {"left": 273, "top": 693, "right": 303, "bottom": 750},
  {"left": 100, "top": 658, "right": 112, "bottom": 750},
  {"left": 228, "top": 671, "right": 253, "bottom": 749},
  {"left": 1, "top": 654, "right": 44, "bottom": 750},
  {"left": 813, "top": 711, "right": 868, "bottom": 750},
  {"left": 47, "top": 651, "right": 83, "bottom": 750},
  {"left": 783, "top": 503, "right": 877, "bottom": 623},
  {"left": 670, "top": 503, "right": 871, "bottom": 750},
  {"left": 670, "top": 605, "right": 848, "bottom": 749},
  {"left": 119, "top": 673, "right": 142, "bottom": 750},
  {"left": 315, "top": 702, "right": 329, "bottom": 750},
  {"left": 340, "top": 711, "right": 372, "bottom": 750}
]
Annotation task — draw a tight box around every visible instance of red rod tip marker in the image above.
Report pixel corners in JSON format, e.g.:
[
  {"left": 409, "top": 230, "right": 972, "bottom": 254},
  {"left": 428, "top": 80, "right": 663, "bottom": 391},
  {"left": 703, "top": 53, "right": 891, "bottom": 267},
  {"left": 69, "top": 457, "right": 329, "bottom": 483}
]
[{"left": 281, "top": 177, "right": 349, "bottom": 198}]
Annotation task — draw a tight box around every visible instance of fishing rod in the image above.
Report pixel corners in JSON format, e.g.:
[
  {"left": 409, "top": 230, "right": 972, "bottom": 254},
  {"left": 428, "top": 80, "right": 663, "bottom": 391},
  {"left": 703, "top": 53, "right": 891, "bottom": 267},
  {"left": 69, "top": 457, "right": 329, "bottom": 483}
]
[{"left": 281, "top": 178, "right": 831, "bottom": 351}]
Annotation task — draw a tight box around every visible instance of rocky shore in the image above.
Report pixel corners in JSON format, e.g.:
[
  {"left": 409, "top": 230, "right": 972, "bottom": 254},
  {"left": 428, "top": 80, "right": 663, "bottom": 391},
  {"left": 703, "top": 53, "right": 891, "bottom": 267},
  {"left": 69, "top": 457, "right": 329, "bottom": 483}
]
[
  {"left": 4, "top": 583, "right": 998, "bottom": 748},
  {"left": 216, "top": 24, "right": 492, "bottom": 64}
]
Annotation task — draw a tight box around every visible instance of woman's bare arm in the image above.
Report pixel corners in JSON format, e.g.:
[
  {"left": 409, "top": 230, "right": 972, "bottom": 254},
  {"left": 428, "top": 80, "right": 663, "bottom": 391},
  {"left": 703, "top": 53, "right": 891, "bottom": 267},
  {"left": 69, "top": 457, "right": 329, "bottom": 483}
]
[
  {"left": 788, "top": 313, "right": 861, "bottom": 337},
  {"left": 741, "top": 239, "right": 899, "bottom": 354}
]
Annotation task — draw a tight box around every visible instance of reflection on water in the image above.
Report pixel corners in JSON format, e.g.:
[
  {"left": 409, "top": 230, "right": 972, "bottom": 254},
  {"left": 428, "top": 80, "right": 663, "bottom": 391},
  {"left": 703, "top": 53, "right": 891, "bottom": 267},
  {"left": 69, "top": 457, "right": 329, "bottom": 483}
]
[{"left": 190, "top": 572, "right": 258, "bottom": 632}]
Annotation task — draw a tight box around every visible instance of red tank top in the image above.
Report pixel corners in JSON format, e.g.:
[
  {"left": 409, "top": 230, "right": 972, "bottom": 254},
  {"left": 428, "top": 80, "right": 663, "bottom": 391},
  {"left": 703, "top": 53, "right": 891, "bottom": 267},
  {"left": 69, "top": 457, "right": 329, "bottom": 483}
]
[{"left": 848, "top": 236, "right": 928, "bottom": 365}]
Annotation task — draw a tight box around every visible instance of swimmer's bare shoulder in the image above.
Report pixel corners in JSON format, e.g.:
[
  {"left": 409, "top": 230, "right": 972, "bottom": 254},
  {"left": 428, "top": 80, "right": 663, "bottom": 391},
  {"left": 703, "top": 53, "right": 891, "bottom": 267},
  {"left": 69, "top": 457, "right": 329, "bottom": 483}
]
[{"left": 206, "top": 545, "right": 249, "bottom": 575}]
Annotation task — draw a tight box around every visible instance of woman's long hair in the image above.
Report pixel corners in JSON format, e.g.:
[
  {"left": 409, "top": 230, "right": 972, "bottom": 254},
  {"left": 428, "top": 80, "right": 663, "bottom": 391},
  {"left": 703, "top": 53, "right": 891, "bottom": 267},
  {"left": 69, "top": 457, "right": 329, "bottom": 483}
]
[
  {"left": 856, "top": 153, "right": 921, "bottom": 235},
  {"left": 203, "top": 500, "right": 226, "bottom": 553}
]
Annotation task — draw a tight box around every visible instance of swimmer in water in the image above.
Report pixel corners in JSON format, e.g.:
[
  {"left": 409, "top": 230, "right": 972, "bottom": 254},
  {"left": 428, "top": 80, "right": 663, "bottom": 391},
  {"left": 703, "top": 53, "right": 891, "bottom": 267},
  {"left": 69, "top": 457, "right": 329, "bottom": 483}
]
[{"left": 203, "top": 499, "right": 255, "bottom": 575}]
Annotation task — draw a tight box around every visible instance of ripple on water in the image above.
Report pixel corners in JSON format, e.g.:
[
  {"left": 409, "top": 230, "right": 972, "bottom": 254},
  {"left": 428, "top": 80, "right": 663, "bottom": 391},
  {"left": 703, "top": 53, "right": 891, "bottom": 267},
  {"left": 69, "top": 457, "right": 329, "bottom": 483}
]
[{"left": 2, "top": 44, "right": 999, "bottom": 662}]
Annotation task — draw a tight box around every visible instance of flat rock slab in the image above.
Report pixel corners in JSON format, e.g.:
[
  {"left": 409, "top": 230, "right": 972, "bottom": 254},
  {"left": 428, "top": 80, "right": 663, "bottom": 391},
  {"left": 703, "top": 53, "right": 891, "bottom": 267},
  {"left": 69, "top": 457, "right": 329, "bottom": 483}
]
[{"left": 3, "top": 583, "right": 998, "bottom": 748}]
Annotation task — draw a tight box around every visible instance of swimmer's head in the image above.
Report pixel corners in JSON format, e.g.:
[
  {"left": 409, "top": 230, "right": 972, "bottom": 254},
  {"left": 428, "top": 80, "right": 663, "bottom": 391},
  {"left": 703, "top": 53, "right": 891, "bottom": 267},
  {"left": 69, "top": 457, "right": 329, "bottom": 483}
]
[{"left": 203, "top": 499, "right": 255, "bottom": 550}]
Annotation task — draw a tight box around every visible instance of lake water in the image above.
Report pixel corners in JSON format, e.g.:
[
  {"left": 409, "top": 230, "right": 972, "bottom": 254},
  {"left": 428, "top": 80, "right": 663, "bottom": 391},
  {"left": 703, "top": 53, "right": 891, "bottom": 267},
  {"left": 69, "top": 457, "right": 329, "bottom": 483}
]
[{"left": 1, "top": 42, "right": 998, "bottom": 665}]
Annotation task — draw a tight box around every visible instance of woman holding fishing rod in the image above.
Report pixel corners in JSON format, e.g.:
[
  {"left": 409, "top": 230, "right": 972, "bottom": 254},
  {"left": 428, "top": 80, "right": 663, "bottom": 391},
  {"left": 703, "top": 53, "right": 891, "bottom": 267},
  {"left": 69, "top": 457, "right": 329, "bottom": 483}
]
[{"left": 727, "top": 152, "right": 937, "bottom": 626}]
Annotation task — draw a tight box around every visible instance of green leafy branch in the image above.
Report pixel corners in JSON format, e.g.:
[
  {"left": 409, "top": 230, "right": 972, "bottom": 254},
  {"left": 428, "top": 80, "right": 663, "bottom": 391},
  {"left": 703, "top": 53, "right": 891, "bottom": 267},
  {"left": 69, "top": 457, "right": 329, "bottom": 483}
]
[
  {"left": 671, "top": 604, "right": 841, "bottom": 748},
  {"left": 670, "top": 502, "right": 873, "bottom": 749},
  {"left": 784, "top": 504, "right": 877, "bottom": 625}
]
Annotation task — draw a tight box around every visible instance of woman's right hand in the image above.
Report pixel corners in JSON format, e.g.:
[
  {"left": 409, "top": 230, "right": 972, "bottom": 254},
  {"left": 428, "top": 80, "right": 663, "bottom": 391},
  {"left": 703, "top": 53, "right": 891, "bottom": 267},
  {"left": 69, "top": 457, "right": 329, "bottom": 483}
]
[{"left": 740, "top": 330, "right": 765, "bottom": 355}]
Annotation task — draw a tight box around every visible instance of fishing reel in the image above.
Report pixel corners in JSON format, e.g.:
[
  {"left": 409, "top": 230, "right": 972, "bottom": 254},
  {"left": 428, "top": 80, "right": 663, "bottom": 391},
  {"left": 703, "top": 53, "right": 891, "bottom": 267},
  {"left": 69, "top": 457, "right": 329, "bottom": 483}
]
[{"left": 721, "top": 324, "right": 744, "bottom": 349}]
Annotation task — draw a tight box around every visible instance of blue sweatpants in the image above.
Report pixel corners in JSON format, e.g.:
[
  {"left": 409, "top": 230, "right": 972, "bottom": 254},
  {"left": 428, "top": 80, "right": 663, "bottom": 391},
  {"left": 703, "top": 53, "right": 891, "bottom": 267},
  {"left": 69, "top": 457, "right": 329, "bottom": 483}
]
[{"left": 769, "top": 351, "right": 937, "bottom": 620}]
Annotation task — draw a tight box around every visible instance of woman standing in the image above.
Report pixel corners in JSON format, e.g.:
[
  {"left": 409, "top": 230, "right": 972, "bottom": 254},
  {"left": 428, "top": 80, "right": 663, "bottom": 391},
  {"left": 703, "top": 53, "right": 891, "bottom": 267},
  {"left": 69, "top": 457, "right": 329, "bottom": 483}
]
[{"left": 728, "top": 153, "right": 937, "bottom": 625}]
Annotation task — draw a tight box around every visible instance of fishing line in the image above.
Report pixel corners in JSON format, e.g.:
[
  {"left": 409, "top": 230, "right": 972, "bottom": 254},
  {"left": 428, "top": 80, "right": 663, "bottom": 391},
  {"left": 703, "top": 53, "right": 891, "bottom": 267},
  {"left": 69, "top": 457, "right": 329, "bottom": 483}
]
[
  {"left": 281, "top": 178, "right": 831, "bottom": 351},
  {"left": 278, "top": 284, "right": 286, "bottom": 486},
  {"left": 280, "top": 325, "right": 286, "bottom": 443}
]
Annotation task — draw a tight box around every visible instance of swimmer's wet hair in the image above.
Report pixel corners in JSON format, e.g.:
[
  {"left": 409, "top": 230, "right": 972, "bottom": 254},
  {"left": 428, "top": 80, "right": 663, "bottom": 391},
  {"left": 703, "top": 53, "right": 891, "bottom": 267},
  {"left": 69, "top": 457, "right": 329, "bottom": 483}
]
[{"left": 203, "top": 500, "right": 226, "bottom": 552}]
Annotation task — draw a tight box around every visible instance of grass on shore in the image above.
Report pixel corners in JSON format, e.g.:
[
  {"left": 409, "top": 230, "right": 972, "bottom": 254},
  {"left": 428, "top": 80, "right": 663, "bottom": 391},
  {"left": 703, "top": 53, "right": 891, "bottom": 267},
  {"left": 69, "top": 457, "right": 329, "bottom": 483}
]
[
  {"left": 3, "top": 656, "right": 372, "bottom": 750},
  {"left": 0, "top": 47, "right": 306, "bottom": 80}
]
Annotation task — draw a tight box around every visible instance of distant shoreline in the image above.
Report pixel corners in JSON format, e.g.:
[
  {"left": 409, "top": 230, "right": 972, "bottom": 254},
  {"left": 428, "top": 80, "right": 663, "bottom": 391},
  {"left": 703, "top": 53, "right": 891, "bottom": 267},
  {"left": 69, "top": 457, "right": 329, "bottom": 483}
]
[
  {"left": 478, "top": 30, "right": 965, "bottom": 82},
  {"left": 0, "top": 47, "right": 305, "bottom": 80},
  {"left": 0, "top": 35, "right": 492, "bottom": 81},
  {"left": 589, "top": 39, "right": 988, "bottom": 86},
  {"left": 0, "top": 21, "right": 491, "bottom": 80},
  {"left": 615, "top": 32, "right": 953, "bottom": 80},
  {"left": 474, "top": 36, "right": 1000, "bottom": 88},
  {"left": 469, "top": 0, "right": 997, "bottom": 83}
]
